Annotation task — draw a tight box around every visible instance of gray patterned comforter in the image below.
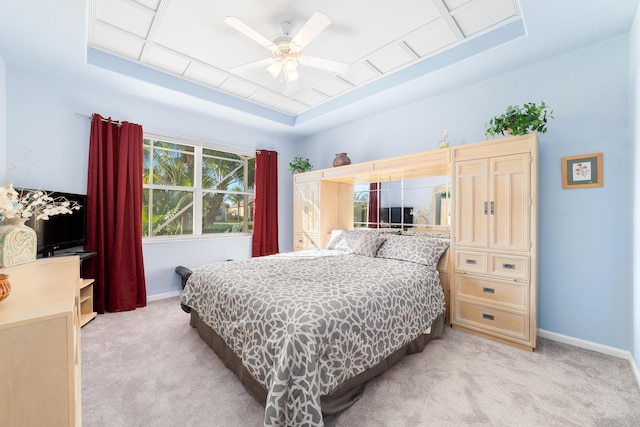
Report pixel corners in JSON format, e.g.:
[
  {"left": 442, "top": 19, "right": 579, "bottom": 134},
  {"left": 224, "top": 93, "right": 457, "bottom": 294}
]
[{"left": 180, "top": 249, "right": 445, "bottom": 427}]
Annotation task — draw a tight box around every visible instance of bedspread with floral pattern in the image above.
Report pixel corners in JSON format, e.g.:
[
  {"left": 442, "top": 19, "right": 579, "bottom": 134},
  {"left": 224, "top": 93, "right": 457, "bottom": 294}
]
[{"left": 180, "top": 250, "right": 445, "bottom": 427}]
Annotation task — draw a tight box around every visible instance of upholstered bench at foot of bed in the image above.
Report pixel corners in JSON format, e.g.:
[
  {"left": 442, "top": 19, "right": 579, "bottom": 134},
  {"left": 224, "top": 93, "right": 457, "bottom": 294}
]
[
  {"left": 175, "top": 265, "right": 193, "bottom": 313},
  {"left": 176, "top": 261, "right": 234, "bottom": 313}
]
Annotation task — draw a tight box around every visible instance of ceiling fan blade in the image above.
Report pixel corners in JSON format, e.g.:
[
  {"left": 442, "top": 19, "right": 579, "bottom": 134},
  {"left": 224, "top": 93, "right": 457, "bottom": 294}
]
[
  {"left": 224, "top": 16, "right": 275, "bottom": 50},
  {"left": 230, "top": 57, "right": 277, "bottom": 74},
  {"left": 290, "top": 12, "right": 331, "bottom": 49},
  {"left": 298, "top": 56, "right": 348, "bottom": 74}
]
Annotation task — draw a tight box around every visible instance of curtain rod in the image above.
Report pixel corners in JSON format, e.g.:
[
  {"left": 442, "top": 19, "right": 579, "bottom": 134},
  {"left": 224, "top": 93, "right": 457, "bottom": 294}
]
[
  {"left": 75, "top": 113, "right": 255, "bottom": 156},
  {"left": 74, "top": 112, "right": 122, "bottom": 126}
]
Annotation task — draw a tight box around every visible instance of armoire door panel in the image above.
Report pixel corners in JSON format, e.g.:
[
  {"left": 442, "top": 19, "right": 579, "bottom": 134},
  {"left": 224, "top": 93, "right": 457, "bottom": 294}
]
[
  {"left": 455, "top": 160, "right": 489, "bottom": 248},
  {"left": 490, "top": 154, "right": 531, "bottom": 251},
  {"left": 293, "top": 182, "right": 305, "bottom": 231},
  {"left": 304, "top": 181, "right": 320, "bottom": 234}
]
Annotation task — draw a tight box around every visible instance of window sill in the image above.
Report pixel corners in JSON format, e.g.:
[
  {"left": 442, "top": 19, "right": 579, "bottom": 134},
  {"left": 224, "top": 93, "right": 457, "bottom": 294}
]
[{"left": 142, "top": 233, "right": 252, "bottom": 245}]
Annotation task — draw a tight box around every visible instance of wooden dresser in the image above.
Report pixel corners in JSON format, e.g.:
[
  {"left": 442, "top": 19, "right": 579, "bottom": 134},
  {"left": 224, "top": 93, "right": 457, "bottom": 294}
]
[
  {"left": 451, "top": 134, "right": 538, "bottom": 351},
  {"left": 0, "top": 256, "right": 83, "bottom": 426}
]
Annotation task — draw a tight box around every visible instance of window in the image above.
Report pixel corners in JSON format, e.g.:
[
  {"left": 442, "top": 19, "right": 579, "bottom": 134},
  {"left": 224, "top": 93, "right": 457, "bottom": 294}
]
[
  {"left": 142, "top": 135, "right": 255, "bottom": 238},
  {"left": 353, "top": 183, "right": 369, "bottom": 228}
]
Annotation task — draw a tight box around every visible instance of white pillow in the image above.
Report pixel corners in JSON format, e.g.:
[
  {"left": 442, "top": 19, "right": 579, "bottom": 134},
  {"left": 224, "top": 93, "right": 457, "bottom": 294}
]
[{"left": 326, "top": 230, "right": 386, "bottom": 257}]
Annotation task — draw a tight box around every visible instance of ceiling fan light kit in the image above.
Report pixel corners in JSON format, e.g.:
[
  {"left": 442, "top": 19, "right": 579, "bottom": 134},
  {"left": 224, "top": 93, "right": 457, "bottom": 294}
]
[
  {"left": 267, "top": 40, "right": 301, "bottom": 81},
  {"left": 225, "top": 12, "right": 348, "bottom": 82}
]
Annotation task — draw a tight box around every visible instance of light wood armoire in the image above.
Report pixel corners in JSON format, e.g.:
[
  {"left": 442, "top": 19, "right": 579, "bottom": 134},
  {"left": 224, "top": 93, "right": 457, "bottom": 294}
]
[{"left": 451, "top": 134, "right": 538, "bottom": 351}]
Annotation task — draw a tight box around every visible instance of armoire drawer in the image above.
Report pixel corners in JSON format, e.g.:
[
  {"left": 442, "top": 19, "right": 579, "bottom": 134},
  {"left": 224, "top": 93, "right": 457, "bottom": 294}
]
[
  {"left": 489, "top": 254, "right": 530, "bottom": 281},
  {"left": 454, "top": 301, "right": 529, "bottom": 341},
  {"left": 293, "top": 232, "right": 320, "bottom": 251},
  {"left": 455, "top": 251, "right": 488, "bottom": 274},
  {"left": 454, "top": 274, "right": 528, "bottom": 310}
]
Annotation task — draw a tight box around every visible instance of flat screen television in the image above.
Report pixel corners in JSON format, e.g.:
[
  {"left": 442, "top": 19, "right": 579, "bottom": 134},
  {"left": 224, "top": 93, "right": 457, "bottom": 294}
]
[
  {"left": 379, "top": 206, "right": 413, "bottom": 229},
  {"left": 18, "top": 189, "right": 87, "bottom": 257}
]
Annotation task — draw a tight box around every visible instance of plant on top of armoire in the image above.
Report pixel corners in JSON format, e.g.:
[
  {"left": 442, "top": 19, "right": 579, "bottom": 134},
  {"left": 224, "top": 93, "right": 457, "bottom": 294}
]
[
  {"left": 288, "top": 156, "right": 313, "bottom": 174},
  {"left": 485, "top": 101, "right": 553, "bottom": 138}
]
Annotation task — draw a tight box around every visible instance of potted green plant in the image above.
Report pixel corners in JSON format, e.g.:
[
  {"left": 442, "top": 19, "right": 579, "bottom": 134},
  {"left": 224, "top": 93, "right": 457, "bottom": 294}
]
[
  {"left": 485, "top": 101, "right": 553, "bottom": 138},
  {"left": 288, "top": 156, "right": 312, "bottom": 174}
]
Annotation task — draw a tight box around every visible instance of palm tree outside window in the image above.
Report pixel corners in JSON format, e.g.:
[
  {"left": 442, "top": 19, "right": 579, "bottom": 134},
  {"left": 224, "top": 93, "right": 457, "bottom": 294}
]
[{"left": 142, "top": 136, "right": 255, "bottom": 238}]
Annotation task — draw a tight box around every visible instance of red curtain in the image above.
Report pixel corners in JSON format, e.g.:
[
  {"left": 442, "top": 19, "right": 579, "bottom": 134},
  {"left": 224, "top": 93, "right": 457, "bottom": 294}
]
[
  {"left": 84, "top": 114, "right": 147, "bottom": 313},
  {"left": 368, "top": 182, "right": 380, "bottom": 228},
  {"left": 252, "top": 150, "right": 279, "bottom": 257}
]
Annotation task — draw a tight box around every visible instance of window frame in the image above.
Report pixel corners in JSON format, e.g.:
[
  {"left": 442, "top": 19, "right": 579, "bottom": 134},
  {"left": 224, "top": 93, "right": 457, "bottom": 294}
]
[{"left": 143, "top": 132, "right": 255, "bottom": 241}]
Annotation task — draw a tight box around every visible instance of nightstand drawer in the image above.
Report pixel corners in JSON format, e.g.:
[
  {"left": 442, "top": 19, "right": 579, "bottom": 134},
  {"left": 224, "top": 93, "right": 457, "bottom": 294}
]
[
  {"left": 490, "top": 254, "right": 530, "bottom": 281},
  {"left": 454, "top": 301, "right": 529, "bottom": 340},
  {"left": 455, "top": 251, "right": 488, "bottom": 274},
  {"left": 455, "top": 275, "right": 528, "bottom": 310}
]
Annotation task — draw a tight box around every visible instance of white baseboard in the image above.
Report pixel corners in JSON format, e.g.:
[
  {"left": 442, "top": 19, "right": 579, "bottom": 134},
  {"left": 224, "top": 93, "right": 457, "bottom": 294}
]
[
  {"left": 539, "top": 328, "right": 640, "bottom": 388},
  {"left": 147, "top": 290, "right": 181, "bottom": 302},
  {"left": 633, "top": 356, "right": 640, "bottom": 389}
]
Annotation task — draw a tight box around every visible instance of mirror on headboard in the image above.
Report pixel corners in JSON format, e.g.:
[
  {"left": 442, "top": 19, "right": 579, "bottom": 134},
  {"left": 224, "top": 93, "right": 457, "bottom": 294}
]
[{"left": 352, "top": 174, "right": 451, "bottom": 232}]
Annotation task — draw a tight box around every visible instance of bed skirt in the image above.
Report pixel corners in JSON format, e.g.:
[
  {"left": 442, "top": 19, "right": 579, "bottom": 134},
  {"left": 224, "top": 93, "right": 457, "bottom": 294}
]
[{"left": 189, "top": 309, "right": 445, "bottom": 416}]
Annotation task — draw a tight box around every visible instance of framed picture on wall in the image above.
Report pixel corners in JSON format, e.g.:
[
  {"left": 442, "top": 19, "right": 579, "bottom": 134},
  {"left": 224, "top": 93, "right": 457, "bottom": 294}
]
[{"left": 561, "top": 152, "right": 603, "bottom": 189}]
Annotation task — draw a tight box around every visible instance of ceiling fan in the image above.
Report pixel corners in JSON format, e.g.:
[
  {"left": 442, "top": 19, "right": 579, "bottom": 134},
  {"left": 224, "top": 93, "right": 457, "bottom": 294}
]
[{"left": 224, "top": 12, "right": 349, "bottom": 82}]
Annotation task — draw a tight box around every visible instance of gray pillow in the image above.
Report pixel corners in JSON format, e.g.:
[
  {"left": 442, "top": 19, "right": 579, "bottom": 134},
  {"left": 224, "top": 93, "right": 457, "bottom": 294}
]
[
  {"left": 376, "top": 234, "right": 449, "bottom": 268},
  {"left": 352, "top": 233, "right": 386, "bottom": 257}
]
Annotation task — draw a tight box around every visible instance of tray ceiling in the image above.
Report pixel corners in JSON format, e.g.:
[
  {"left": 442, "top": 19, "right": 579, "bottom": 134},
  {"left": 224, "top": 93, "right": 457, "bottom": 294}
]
[{"left": 88, "top": 0, "right": 523, "bottom": 119}]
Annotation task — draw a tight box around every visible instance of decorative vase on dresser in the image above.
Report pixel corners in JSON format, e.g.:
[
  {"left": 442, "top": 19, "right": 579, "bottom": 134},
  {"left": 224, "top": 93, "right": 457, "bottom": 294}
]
[
  {"left": 0, "top": 217, "right": 37, "bottom": 268},
  {"left": 0, "top": 273, "right": 10, "bottom": 302},
  {"left": 451, "top": 133, "right": 538, "bottom": 351}
]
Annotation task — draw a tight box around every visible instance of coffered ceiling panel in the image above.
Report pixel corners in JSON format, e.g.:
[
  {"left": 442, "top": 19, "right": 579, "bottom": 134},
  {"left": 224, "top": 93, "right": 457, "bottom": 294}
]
[
  {"left": 340, "top": 62, "right": 379, "bottom": 87},
  {"left": 88, "top": 0, "right": 523, "bottom": 118},
  {"left": 404, "top": 19, "right": 458, "bottom": 57},
  {"left": 452, "top": 0, "right": 518, "bottom": 36}
]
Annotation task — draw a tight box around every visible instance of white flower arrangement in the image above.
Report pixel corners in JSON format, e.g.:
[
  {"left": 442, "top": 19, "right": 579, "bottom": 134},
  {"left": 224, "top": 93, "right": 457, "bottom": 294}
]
[
  {"left": 410, "top": 206, "right": 432, "bottom": 223},
  {"left": 0, "top": 184, "right": 81, "bottom": 222}
]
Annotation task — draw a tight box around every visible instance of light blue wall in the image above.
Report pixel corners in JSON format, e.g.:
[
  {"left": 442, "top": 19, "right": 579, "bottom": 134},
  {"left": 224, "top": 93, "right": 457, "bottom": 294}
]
[
  {"left": 631, "top": 7, "right": 640, "bottom": 366},
  {"left": 299, "top": 35, "right": 633, "bottom": 351},
  {"left": 0, "top": 54, "right": 6, "bottom": 173},
  {"left": 1, "top": 34, "right": 636, "bottom": 352},
  {"left": 3, "top": 67, "right": 298, "bottom": 298}
]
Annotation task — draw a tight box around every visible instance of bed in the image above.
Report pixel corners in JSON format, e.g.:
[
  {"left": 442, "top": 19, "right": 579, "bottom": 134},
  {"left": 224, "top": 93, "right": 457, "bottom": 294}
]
[{"left": 179, "top": 230, "right": 450, "bottom": 426}]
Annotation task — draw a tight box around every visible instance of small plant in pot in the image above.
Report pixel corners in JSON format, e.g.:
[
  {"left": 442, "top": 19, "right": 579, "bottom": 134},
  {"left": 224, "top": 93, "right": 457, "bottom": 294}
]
[
  {"left": 485, "top": 101, "right": 553, "bottom": 138},
  {"left": 288, "top": 156, "right": 313, "bottom": 174}
]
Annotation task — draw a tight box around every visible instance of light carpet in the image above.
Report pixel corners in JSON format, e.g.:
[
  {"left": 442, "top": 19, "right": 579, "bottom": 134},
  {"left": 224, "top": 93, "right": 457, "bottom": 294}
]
[{"left": 81, "top": 297, "right": 640, "bottom": 426}]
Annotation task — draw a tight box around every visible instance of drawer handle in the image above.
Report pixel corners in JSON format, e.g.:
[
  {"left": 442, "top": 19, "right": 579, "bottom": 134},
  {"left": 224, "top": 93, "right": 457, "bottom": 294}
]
[
  {"left": 482, "top": 313, "right": 495, "bottom": 321},
  {"left": 465, "top": 259, "right": 477, "bottom": 265},
  {"left": 502, "top": 263, "right": 516, "bottom": 270},
  {"left": 482, "top": 287, "right": 495, "bottom": 294}
]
